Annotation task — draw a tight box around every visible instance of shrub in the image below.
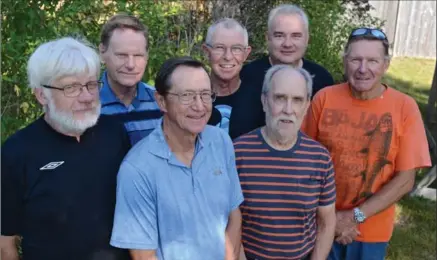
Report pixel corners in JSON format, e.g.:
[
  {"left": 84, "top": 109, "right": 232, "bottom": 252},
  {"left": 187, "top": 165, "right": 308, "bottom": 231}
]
[{"left": 1, "top": 0, "right": 382, "bottom": 141}]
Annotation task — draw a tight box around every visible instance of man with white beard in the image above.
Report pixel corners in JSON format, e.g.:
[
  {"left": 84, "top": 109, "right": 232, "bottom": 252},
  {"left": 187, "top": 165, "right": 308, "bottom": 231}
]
[{"left": 1, "top": 36, "right": 131, "bottom": 260}]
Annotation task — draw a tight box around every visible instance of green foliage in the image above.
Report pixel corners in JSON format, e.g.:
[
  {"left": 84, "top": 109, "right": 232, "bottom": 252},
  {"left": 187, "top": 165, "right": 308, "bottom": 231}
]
[{"left": 1, "top": 0, "right": 382, "bottom": 142}]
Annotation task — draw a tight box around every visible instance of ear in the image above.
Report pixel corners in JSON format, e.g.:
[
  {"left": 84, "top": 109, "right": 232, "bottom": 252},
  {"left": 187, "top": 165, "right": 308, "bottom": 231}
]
[
  {"left": 34, "top": 88, "right": 49, "bottom": 107},
  {"left": 99, "top": 43, "right": 107, "bottom": 64},
  {"left": 244, "top": 45, "right": 252, "bottom": 60},
  {"left": 383, "top": 58, "right": 391, "bottom": 73},
  {"left": 261, "top": 93, "right": 268, "bottom": 113},
  {"left": 201, "top": 44, "right": 210, "bottom": 59},
  {"left": 154, "top": 91, "right": 167, "bottom": 113}
]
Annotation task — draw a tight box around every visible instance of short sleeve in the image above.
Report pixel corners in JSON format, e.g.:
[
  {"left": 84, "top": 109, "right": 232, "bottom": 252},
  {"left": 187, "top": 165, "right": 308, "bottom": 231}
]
[
  {"left": 301, "top": 90, "right": 325, "bottom": 139},
  {"left": 395, "top": 98, "right": 432, "bottom": 171},
  {"left": 110, "top": 160, "right": 158, "bottom": 250},
  {"left": 223, "top": 133, "right": 244, "bottom": 212},
  {"left": 1, "top": 141, "right": 25, "bottom": 236},
  {"left": 319, "top": 156, "right": 336, "bottom": 206}
]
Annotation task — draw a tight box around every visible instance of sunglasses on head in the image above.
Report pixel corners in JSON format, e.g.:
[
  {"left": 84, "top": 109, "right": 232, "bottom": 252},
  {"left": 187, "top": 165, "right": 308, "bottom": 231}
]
[{"left": 349, "top": 28, "right": 387, "bottom": 40}]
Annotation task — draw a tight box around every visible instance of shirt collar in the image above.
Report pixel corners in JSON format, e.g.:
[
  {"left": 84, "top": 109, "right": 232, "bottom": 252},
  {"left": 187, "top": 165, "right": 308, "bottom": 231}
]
[
  {"left": 99, "top": 70, "right": 155, "bottom": 105},
  {"left": 149, "top": 118, "right": 208, "bottom": 160}
]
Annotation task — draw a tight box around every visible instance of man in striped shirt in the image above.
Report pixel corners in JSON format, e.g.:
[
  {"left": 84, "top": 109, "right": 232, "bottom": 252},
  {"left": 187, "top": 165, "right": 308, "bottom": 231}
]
[
  {"left": 99, "top": 14, "right": 162, "bottom": 145},
  {"left": 234, "top": 65, "right": 336, "bottom": 260}
]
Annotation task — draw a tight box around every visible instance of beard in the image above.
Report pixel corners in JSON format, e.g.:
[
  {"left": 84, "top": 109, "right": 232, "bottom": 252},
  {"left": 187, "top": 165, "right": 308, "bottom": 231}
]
[{"left": 45, "top": 97, "right": 101, "bottom": 135}]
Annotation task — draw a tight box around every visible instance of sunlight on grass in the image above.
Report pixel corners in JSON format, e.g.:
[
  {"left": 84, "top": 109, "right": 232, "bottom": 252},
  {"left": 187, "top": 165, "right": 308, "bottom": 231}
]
[
  {"left": 386, "top": 57, "right": 436, "bottom": 88},
  {"left": 382, "top": 57, "right": 436, "bottom": 115},
  {"left": 387, "top": 197, "right": 436, "bottom": 260},
  {"left": 382, "top": 57, "right": 436, "bottom": 260}
]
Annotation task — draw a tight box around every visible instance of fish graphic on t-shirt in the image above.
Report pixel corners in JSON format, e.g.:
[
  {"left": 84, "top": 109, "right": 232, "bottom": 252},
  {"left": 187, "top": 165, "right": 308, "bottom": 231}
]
[{"left": 353, "top": 113, "right": 393, "bottom": 204}]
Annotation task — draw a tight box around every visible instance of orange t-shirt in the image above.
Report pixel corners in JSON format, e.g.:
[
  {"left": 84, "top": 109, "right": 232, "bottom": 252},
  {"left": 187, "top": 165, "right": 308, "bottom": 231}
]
[{"left": 302, "top": 83, "right": 431, "bottom": 242}]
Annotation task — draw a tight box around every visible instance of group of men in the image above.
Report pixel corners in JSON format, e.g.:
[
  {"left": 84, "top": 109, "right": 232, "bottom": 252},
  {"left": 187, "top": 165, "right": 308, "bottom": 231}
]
[{"left": 1, "top": 3, "right": 431, "bottom": 260}]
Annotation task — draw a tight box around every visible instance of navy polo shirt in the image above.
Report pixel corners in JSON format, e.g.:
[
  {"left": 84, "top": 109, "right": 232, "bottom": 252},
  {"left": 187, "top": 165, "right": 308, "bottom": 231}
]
[
  {"left": 1, "top": 115, "right": 131, "bottom": 260},
  {"left": 100, "top": 71, "right": 162, "bottom": 145}
]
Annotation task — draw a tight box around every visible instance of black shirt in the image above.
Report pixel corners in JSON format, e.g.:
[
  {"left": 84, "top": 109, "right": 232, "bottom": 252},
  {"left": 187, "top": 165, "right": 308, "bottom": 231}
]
[
  {"left": 1, "top": 115, "right": 131, "bottom": 260},
  {"left": 228, "top": 55, "right": 335, "bottom": 139}
]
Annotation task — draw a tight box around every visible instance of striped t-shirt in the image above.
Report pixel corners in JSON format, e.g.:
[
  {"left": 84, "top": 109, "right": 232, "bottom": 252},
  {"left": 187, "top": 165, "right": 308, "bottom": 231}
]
[
  {"left": 234, "top": 128, "right": 336, "bottom": 260},
  {"left": 100, "top": 71, "right": 162, "bottom": 145}
]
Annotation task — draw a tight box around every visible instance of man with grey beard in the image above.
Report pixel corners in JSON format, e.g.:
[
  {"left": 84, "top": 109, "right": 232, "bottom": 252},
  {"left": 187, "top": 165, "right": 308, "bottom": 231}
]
[{"left": 1, "top": 36, "right": 131, "bottom": 260}]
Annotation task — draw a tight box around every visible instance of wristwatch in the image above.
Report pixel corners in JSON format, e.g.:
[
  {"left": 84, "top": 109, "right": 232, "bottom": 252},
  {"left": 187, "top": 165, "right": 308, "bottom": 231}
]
[{"left": 353, "top": 207, "right": 367, "bottom": 224}]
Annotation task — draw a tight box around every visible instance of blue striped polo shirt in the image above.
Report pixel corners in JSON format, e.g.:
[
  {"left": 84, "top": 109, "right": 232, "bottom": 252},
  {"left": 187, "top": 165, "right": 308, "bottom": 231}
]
[
  {"left": 100, "top": 71, "right": 162, "bottom": 145},
  {"left": 234, "top": 128, "right": 336, "bottom": 260}
]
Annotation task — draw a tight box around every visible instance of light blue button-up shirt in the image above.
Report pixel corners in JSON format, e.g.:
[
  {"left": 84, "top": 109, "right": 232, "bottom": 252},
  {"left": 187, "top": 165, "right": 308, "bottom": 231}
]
[{"left": 110, "top": 120, "right": 244, "bottom": 260}]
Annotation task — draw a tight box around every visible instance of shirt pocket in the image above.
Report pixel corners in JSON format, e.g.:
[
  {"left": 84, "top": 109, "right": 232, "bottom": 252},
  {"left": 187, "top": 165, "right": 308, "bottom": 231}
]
[{"left": 297, "top": 175, "right": 324, "bottom": 213}]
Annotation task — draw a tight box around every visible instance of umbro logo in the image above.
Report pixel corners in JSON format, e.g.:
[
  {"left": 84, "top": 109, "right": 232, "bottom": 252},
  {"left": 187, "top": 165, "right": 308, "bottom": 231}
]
[{"left": 40, "top": 161, "right": 64, "bottom": 170}]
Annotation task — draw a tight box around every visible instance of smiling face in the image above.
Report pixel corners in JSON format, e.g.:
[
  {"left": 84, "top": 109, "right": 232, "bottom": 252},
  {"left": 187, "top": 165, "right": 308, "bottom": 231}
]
[
  {"left": 267, "top": 14, "right": 308, "bottom": 66},
  {"left": 262, "top": 68, "right": 310, "bottom": 140},
  {"left": 100, "top": 28, "right": 148, "bottom": 89},
  {"left": 344, "top": 40, "right": 390, "bottom": 93},
  {"left": 204, "top": 26, "right": 251, "bottom": 82},
  {"left": 156, "top": 65, "right": 212, "bottom": 136}
]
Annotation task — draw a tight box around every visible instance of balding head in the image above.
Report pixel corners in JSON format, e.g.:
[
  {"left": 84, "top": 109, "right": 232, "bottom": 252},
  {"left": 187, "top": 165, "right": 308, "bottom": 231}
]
[{"left": 261, "top": 65, "right": 312, "bottom": 144}]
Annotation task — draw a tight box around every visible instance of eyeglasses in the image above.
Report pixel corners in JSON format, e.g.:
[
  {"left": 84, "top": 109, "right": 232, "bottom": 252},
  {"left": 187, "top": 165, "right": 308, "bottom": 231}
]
[
  {"left": 167, "top": 91, "right": 216, "bottom": 105},
  {"left": 349, "top": 28, "right": 387, "bottom": 41},
  {"left": 42, "top": 81, "right": 103, "bottom": 97},
  {"left": 205, "top": 43, "right": 247, "bottom": 56}
]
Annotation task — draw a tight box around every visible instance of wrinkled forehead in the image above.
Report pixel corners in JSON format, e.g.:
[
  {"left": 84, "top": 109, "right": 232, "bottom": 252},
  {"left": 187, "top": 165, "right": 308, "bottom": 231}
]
[
  {"left": 269, "top": 14, "right": 307, "bottom": 34},
  {"left": 347, "top": 40, "right": 387, "bottom": 58},
  {"left": 210, "top": 26, "right": 246, "bottom": 45},
  {"left": 270, "top": 69, "right": 307, "bottom": 97},
  {"left": 169, "top": 66, "right": 211, "bottom": 92}
]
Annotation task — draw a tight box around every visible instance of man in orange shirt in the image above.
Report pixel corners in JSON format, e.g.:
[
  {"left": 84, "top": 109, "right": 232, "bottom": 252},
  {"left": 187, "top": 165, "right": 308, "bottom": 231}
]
[{"left": 302, "top": 28, "right": 431, "bottom": 260}]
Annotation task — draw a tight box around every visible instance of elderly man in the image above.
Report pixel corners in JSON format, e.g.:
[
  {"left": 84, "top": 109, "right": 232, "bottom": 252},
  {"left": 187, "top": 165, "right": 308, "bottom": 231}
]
[
  {"left": 234, "top": 65, "right": 336, "bottom": 260},
  {"left": 1, "top": 37, "right": 131, "bottom": 260},
  {"left": 110, "top": 57, "right": 244, "bottom": 260},
  {"left": 303, "top": 28, "right": 431, "bottom": 260},
  {"left": 202, "top": 18, "right": 252, "bottom": 138},
  {"left": 99, "top": 13, "right": 161, "bottom": 145},
  {"left": 232, "top": 3, "right": 335, "bottom": 139}
]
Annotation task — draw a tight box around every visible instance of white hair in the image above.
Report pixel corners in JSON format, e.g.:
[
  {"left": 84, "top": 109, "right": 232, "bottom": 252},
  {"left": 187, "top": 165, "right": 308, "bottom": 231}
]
[
  {"left": 205, "top": 18, "right": 249, "bottom": 46},
  {"left": 262, "top": 64, "right": 313, "bottom": 99},
  {"left": 27, "top": 36, "right": 100, "bottom": 90},
  {"left": 267, "top": 4, "right": 309, "bottom": 33}
]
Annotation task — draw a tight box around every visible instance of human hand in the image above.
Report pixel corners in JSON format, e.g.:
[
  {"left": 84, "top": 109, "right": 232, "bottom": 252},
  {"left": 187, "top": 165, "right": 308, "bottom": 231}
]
[
  {"left": 335, "top": 227, "right": 360, "bottom": 245},
  {"left": 335, "top": 210, "right": 356, "bottom": 236}
]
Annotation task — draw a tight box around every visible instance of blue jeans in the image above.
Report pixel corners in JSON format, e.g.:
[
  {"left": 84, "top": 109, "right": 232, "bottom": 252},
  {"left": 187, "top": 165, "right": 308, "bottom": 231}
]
[{"left": 328, "top": 241, "right": 388, "bottom": 260}]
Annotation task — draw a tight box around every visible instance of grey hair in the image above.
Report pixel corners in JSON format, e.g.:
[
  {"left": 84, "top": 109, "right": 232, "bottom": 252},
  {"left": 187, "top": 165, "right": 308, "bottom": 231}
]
[
  {"left": 262, "top": 64, "right": 313, "bottom": 99},
  {"left": 267, "top": 4, "right": 309, "bottom": 33},
  {"left": 205, "top": 17, "right": 249, "bottom": 46},
  {"left": 27, "top": 36, "right": 100, "bottom": 90}
]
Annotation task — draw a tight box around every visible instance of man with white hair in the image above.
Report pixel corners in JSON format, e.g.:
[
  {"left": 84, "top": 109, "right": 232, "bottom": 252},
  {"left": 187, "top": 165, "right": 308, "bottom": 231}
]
[
  {"left": 202, "top": 18, "right": 252, "bottom": 138},
  {"left": 234, "top": 65, "right": 336, "bottom": 260},
  {"left": 232, "top": 3, "right": 335, "bottom": 139},
  {"left": 1, "top": 37, "right": 131, "bottom": 260}
]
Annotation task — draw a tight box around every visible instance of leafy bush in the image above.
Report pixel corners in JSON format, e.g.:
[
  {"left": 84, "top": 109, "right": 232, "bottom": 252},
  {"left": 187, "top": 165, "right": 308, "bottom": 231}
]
[{"left": 1, "top": 0, "right": 382, "bottom": 141}]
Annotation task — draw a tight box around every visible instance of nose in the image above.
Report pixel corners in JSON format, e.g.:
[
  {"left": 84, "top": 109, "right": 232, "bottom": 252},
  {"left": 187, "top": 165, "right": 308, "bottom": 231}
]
[
  {"left": 125, "top": 55, "right": 135, "bottom": 69},
  {"left": 191, "top": 94, "right": 205, "bottom": 111},
  {"left": 223, "top": 47, "right": 233, "bottom": 60},
  {"left": 358, "top": 60, "right": 368, "bottom": 73},
  {"left": 282, "top": 35, "right": 293, "bottom": 47},
  {"left": 77, "top": 86, "right": 95, "bottom": 102},
  {"left": 283, "top": 99, "right": 294, "bottom": 115}
]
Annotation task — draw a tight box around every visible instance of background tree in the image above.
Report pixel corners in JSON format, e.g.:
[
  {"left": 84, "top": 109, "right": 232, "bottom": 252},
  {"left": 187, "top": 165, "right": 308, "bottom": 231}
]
[{"left": 1, "top": 0, "right": 382, "bottom": 141}]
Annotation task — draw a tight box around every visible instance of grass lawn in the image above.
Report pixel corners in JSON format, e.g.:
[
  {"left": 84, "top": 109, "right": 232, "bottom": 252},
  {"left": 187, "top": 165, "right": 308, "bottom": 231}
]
[{"left": 382, "top": 57, "right": 436, "bottom": 260}]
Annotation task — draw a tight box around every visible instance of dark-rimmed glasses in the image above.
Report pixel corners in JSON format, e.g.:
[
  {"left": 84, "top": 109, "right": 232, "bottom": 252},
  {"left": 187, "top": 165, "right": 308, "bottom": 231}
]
[
  {"left": 167, "top": 91, "right": 216, "bottom": 105},
  {"left": 42, "top": 81, "right": 103, "bottom": 97},
  {"left": 205, "top": 43, "right": 248, "bottom": 56},
  {"left": 349, "top": 28, "right": 387, "bottom": 41}
]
